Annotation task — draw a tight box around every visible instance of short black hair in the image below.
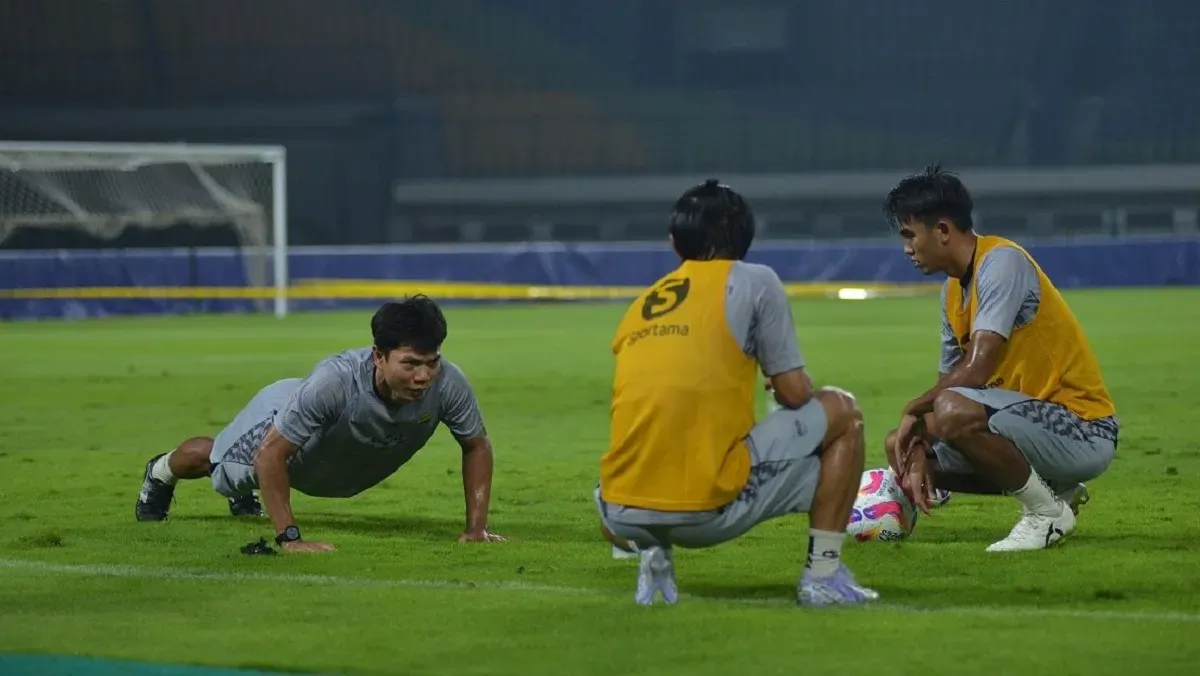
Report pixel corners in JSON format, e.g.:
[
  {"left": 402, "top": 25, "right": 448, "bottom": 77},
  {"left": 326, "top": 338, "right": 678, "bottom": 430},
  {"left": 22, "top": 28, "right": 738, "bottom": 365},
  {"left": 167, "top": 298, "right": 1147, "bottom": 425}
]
[
  {"left": 669, "top": 178, "right": 756, "bottom": 260},
  {"left": 883, "top": 163, "right": 974, "bottom": 233},
  {"left": 371, "top": 294, "right": 447, "bottom": 354}
]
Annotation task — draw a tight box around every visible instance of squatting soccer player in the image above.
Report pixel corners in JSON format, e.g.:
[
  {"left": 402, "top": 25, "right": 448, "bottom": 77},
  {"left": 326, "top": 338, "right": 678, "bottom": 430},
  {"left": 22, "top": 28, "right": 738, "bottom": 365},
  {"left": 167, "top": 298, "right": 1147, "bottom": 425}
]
[
  {"left": 595, "top": 179, "right": 878, "bottom": 607},
  {"left": 882, "top": 164, "right": 1118, "bottom": 552},
  {"left": 135, "top": 295, "right": 505, "bottom": 549}
]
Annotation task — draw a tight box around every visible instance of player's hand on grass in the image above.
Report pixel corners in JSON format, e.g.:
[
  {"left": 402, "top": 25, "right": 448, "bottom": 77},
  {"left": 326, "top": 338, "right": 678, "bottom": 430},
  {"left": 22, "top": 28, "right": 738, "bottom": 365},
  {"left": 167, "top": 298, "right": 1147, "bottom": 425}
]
[
  {"left": 459, "top": 529, "right": 506, "bottom": 543},
  {"left": 281, "top": 540, "right": 336, "bottom": 553}
]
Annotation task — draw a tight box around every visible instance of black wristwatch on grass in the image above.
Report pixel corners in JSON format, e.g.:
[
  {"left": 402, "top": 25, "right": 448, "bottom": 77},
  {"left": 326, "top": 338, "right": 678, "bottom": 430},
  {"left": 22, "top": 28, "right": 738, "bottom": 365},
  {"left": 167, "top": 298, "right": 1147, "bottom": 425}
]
[{"left": 275, "top": 525, "right": 301, "bottom": 546}]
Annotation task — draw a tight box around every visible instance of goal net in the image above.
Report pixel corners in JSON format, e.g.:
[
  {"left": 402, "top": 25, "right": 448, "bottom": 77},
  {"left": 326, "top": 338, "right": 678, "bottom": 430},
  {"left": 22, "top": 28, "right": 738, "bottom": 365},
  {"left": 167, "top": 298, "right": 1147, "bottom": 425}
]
[{"left": 0, "top": 141, "right": 288, "bottom": 317}]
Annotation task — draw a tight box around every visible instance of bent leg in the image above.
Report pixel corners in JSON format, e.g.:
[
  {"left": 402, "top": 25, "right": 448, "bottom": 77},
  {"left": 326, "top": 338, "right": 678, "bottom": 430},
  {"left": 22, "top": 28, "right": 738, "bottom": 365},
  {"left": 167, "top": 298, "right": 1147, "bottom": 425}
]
[
  {"left": 209, "top": 378, "right": 304, "bottom": 493},
  {"left": 931, "top": 387, "right": 1112, "bottom": 551},
  {"left": 135, "top": 436, "right": 214, "bottom": 522},
  {"left": 593, "top": 487, "right": 679, "bottom": 605},
  {"left": 168, "top": 437, "right": 215, "bottom": 479},
  {"left": 665, "top": 393, "right": 832, "bottom": 548},
  {"left": 136, "top": 379, "right": 300, "bottom": 522},
  {"left": 667, "top": 386, "right": 876, "bottom": 605},
  {"left": 934, "top": 390, "right": 1033, "bottom": 491},
  {"left": 594, "top": 393, "right": 830, "bottom": 606},
  {"left": 934, "top": 387, "right": 1117, "bottom": 487},
  {"left": 807, "top": 388, "right": 865, "bottom": 534},
  {"left": 800, "top": 387, "right": 878, "bottom": 605}
]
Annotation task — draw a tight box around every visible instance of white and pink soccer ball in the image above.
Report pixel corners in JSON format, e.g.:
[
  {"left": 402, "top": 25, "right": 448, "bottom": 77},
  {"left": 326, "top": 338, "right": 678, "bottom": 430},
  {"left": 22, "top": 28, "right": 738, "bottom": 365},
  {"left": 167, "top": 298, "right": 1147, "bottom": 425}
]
[{"left": 845, "top": 468, "right": 922, "bottom": 542}]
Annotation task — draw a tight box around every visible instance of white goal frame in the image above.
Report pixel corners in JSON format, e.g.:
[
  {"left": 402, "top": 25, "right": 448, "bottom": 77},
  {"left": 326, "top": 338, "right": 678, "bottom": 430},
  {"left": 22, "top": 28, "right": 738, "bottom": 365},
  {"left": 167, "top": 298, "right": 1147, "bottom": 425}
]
[{"left": 0, "top": 140, "right": 289, "bottom": 318}]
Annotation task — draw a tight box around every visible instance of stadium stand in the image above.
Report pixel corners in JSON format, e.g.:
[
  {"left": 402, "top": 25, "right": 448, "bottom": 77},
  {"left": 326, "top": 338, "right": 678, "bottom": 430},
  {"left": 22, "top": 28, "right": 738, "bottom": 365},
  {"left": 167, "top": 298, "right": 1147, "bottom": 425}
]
[
  {"left": 3, "top": 0, "right": 1199, "bottom": 177},
  {"left": 0, "top": 0, "right": 1198, "bottom": 249}
]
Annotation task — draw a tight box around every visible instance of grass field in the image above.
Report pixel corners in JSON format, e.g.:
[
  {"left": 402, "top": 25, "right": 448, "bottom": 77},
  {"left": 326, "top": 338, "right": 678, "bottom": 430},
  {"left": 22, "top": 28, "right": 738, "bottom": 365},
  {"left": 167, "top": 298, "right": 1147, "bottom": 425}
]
[{"left": 1, "top": 288, "right": 1199, "bottom": 676}]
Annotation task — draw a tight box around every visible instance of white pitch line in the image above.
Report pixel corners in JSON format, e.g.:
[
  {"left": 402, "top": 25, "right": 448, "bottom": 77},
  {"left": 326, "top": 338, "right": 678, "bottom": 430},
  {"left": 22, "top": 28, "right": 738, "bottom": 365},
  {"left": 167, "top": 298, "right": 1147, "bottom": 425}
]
[{"left": 2, "top": 558, "right": 1198, "bottom": 624}]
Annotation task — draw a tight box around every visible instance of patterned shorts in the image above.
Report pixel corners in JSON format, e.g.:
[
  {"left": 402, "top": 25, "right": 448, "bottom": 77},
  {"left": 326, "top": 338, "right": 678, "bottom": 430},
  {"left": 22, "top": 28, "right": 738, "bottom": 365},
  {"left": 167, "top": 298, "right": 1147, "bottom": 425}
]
[{"left": 932, "top": 386, "right": 1118, "bottom": 485}]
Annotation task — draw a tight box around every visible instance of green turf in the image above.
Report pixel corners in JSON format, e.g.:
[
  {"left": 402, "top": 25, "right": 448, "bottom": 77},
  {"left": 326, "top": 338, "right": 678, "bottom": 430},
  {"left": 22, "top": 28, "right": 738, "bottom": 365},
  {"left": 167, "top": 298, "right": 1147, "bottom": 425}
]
[{"left": 1, "top": 288, "right": 1199, "bottom": 676}]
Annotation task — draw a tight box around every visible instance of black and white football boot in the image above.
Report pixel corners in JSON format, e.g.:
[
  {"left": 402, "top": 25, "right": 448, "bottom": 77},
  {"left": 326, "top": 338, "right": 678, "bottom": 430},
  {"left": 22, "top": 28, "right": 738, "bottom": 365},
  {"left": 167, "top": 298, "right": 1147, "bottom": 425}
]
[{"left": 135, "top": 453, "right": 176, "bottom": 522}]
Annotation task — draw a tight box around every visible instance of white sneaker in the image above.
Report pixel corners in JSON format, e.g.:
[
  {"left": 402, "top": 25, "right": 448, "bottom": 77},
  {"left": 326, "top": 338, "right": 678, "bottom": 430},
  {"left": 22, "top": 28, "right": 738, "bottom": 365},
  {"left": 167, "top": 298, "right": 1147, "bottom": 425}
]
[
  {"left": 635, "top": 546, "right": 678, "bottom": 605},
  {"left": 986, "top": 499, "right": 1076, "bottom": 552}
]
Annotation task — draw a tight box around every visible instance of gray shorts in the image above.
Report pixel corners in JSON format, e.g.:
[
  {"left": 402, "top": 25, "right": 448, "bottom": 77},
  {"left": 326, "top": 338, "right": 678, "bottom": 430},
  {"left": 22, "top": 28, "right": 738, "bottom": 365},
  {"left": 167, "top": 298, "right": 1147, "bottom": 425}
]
[
  {"left": 932, "top": 386, "right": 1119, "bottom": 486},
  {"left": 595, "top": 397, "right": 828, "bottom": 550},
  {"left": 208, "top": 378, "right": 303, "bottom": 498}
]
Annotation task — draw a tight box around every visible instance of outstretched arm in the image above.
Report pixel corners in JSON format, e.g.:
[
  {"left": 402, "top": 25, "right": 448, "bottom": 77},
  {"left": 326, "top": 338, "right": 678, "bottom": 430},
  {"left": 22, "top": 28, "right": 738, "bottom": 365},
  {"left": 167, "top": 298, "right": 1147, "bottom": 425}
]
[
  {"left": 439, "top": 363, "right": 504, "bottom": 542},
  {"left": 458, "top": 433, "right": 502, "bottom": 541},
  {"left": 264, "top": 361, "right": 350, "bottom": 551},
  {"left": 253, "top": 426, "right": 329, "bottom": 550}
]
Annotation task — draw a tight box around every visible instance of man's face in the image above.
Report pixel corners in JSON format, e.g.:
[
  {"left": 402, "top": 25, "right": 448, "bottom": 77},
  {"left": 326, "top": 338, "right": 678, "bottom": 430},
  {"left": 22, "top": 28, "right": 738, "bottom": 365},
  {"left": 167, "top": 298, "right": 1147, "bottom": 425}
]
[
  {"left": 897, "top": 218, "right": 951, "bottom": 275},
  {"left": 373, "top": 346, "right": 442, "bottom": 404}
]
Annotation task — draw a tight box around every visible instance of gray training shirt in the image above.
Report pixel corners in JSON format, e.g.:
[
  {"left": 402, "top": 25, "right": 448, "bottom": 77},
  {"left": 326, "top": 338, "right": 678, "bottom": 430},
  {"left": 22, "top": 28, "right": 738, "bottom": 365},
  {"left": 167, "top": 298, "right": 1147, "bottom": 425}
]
[
  {"left": 939, "top": 246, "right": 1042, "bottom": 373},
  {"left": 725, "top": 261, "right": 806, "bottom": 376},
  {"left": 273, "top": 347, "right": 485, "bottom": 498}
]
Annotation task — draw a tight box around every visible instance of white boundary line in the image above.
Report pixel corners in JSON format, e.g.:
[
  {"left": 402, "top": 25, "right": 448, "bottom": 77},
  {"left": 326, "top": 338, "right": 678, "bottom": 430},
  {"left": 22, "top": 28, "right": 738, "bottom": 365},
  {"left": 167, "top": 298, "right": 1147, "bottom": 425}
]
[{"left": 3, "top": 558, "right": 1198, "bottom": 624}]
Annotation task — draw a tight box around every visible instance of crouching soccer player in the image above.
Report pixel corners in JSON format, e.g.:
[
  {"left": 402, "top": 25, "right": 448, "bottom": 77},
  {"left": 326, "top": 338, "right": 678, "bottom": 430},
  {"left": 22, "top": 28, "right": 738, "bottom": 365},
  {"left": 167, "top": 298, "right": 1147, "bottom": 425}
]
[
  {"left": 594, "top": 179, "right": 878, "bottom": 607},
  {"left": 135, "top": 295, "right": 505, "bottom": 549},
  {"left": 882, "top": 164, "right": 1118, "bottom": 552}
]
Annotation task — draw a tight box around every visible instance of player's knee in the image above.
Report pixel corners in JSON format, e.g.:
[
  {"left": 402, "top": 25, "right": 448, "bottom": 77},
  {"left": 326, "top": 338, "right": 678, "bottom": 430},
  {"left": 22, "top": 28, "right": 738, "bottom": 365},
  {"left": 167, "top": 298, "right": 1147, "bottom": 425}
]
[
  {"left": 932, "top": 390, "right": 987, "bottom": 443},
  {"left": 816, "top": 386, "right": 863, "bottom": 440},
  {"left": 179, "top": 436, "right": 214, "bottom": 455}
]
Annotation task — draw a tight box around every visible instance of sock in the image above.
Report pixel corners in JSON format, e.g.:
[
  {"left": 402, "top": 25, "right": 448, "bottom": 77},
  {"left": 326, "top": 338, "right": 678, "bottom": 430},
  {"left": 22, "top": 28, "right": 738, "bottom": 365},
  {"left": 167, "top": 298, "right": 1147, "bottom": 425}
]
[
  {"left": 805, "top": 529, "right": 844, "bottom": 578},
  {"left": 150, "top": 452, "right": 178, "bottom": 485},
  {"left": 1009, "top": 467, "right": 1060, "bottom": 515}
]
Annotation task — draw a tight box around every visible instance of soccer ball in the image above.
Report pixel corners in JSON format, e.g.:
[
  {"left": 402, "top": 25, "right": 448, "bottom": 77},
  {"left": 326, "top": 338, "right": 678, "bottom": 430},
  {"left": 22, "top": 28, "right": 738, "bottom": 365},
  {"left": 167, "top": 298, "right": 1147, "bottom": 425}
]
[{"left": 846, "top": 468, "right": 919, "bottom": 542}]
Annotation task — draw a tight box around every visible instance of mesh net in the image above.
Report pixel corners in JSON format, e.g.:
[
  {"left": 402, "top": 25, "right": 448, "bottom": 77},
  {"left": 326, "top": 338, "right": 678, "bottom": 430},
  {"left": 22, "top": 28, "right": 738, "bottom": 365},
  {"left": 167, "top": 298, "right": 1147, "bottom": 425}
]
[{"left": 0, "top": 146, "right": 279, "bottom": 306}]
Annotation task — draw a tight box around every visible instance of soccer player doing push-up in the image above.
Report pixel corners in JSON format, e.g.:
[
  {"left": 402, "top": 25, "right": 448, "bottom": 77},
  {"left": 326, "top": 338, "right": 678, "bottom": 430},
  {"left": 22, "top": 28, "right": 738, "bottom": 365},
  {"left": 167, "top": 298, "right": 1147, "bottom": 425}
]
[
  {"left": 595, "top": 179, "right": 878, "bottom": 607},
  {"left": 135, "top": 295, "right": 504, "bottom": 550},
  {"left": 882, "top": 164, "right": 1119, "bottom": 552}
]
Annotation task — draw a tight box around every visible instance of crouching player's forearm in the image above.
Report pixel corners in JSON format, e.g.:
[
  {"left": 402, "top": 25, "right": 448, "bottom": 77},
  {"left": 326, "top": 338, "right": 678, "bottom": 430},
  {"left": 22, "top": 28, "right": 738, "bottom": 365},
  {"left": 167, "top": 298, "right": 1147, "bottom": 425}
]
[
  {"left": 459, "top": 435, "right": 505, "bottom": 542},
  {"left": 254, "top": 425, "right": 334, "bottom": 552}
]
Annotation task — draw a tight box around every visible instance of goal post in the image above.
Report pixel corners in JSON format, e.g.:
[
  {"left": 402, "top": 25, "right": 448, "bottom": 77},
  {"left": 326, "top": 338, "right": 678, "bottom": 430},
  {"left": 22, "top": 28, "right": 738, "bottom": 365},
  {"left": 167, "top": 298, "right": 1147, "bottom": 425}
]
[{"left": 0, "top": 141, "right": 290, "bottom": 318}]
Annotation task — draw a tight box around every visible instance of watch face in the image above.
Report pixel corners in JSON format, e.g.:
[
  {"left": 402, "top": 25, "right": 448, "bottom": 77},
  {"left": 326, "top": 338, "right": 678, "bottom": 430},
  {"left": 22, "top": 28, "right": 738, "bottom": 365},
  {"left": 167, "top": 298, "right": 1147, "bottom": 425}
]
[{"left": 283, "top": 526, "right": 300, "bottom": 541}]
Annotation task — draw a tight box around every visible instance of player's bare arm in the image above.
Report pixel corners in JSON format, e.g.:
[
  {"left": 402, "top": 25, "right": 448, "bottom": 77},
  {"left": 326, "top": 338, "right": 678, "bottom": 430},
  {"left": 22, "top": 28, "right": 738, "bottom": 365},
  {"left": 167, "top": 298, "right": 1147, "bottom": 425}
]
[
  {"left": 255, "top": 425, "right": 334, "bottom": 552},
  {"left": 905, "top": 330, "right": 1004, "bottom": 416},
  {"left": 458, "top": 433, "right": 504, "bottom": 542},
  {"left": 896, "top": 248, "right": 1028, "bottom": 454},
  {"left": 896, "top": 330, "right": 1005, "bottom": 464},
  {"left": 436, "top": 359, "right": 502, "bottom": 543},
  {"left": 767, "top": 367, "right": 814, "bottom": 409},
  {"left": 752, "top": 264, "right": 812, "bottom": 409}
]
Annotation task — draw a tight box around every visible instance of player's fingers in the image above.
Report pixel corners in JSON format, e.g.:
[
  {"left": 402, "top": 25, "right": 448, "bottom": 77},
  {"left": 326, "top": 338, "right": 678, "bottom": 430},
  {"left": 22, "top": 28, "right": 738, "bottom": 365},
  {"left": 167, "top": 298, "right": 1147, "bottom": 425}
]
[
  {"left": 904, "top": 468, "right": 926, "bottom": 512},
  {"left": 288, "top": 542, "right": 335, "bottom": 552},
  {"left": 916, "top": 481, "right": 933, "bottom": 515}
]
